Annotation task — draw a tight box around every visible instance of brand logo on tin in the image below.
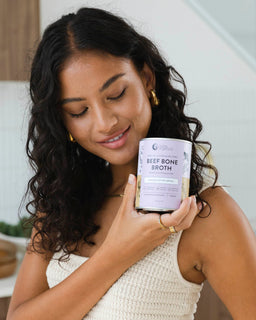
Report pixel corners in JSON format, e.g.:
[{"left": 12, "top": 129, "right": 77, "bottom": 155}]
[
  {"left": 152, "top": 143, "right": 158, "bottom": 150},
  {"left": 152, "top": 143, "right": 173, "bottom": 151}
]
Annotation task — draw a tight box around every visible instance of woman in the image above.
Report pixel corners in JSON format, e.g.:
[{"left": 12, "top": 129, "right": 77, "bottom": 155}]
[{"left": 7, "top": 7, "right": 256, "bottom": 320}]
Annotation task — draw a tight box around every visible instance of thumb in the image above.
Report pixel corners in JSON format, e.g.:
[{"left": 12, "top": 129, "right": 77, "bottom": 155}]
[{"left": 120, "top": 174, "right": 137, "bottom": 212}]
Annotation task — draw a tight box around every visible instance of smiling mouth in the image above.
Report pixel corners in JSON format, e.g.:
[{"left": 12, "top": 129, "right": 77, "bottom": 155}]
[{"left": 101, "top": 126, "right": 130, "bottom": 144}]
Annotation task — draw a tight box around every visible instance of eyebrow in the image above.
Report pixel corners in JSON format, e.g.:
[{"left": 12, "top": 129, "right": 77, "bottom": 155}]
[{"left": 60, "top": 73, "right": 126, "bottom": 105}]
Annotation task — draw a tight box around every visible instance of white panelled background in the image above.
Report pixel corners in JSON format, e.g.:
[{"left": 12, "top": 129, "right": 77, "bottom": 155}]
[
  {"left": 1, "top": 0, "right": 256, "bottom": 225},
  {"left": 0, "top": 82, "right": 31, "bottom": 223}
]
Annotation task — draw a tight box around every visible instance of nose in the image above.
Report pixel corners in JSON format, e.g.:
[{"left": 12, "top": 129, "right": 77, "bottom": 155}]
[{"left": 93, "top": 104, "right": 118, "bottom": 133}]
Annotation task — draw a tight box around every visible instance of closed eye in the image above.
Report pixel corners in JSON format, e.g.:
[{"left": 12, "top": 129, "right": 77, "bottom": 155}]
[
  {"left": 69, "top": 88, "right": 126, "bottom": 118},
  {"left": 108, "top": 88, "right": 126, "bottom": 101},
  {"left": 70, "top": 107, "right": 88, "bottom": 118}
]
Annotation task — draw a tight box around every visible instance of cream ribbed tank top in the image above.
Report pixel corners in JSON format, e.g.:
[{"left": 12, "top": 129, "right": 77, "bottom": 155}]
[{"left": 46, "top": 231, "right": 203, "bottom": 319}]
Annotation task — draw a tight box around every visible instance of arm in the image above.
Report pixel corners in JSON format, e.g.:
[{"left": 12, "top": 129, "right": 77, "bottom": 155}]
[
  {"left": 199, "top": 187, "right": 256, "bottom": 319},
  {"left": 7, "top": 238, "right": 133, "bottom": 320}
]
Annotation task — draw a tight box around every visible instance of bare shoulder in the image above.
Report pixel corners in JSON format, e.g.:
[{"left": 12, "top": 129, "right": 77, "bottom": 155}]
[
  {"left": 192, "top": 186, "right": 255, "bottom": 251},
  {"left": 186, "top": 186, "right": 256, "bottom": 266},
  {"left": 178, "top": 186, "right": 251, "bottom": 281},
  {"left": 185, "top": 186, "right": 256, "bottom": 318}
]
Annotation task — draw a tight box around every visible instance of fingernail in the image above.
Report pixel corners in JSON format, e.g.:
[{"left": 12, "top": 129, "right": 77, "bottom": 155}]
[
  {"left": 191, "top": 195, "right": 196, "bottom": 203},
  {"left": 198, "top": 202, "right": 202, "bottom": 210},
  {"left": 128, "top": 174, "right": 135, "bottom": 185}
]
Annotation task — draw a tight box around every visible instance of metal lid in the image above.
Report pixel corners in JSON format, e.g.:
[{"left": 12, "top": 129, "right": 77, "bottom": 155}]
[{"left": 140, "top": 137, "right": 192, "bottom": 145}]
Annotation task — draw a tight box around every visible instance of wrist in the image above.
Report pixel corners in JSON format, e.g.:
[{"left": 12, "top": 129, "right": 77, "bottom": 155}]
[{"left": 92, "top": 244, "right": 131, "bottom": 278}]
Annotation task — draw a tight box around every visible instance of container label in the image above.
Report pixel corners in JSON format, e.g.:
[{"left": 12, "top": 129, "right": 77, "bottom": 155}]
[
  {"left": 136, "top": 138, "right": 192, "bottom": 211},
  {"left": 144, "top": 177, "right": 178, "bottom": 184}
]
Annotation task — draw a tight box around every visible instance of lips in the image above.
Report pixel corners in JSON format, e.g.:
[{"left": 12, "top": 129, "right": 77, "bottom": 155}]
[
  {"left": 98, "top": 126, "right": 130, "bottom": 143},
  {"left": 97, "top": 126, "right": 131, "bottom": 149}
]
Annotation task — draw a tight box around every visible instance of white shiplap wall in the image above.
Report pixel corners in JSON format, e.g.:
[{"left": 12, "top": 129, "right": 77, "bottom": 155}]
[
  {"left": 186, "top": 85, "right": 256, "bottom": 222},
  {"left": 0, "top": 82, "right": 31, "bottom": 224}
]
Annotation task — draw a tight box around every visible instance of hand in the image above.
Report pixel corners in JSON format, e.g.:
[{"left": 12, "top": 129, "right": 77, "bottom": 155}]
[
  {"left": 159, "top": 195, "right": 205, "bottom": 233},
  {"left": 100, "top": 174, "right": 203, "bottom": 266}
]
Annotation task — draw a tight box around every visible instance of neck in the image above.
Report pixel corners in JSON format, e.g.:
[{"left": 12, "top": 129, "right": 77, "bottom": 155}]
[{"left": 108, "top": 158, "right": 137, "bottom": 195}]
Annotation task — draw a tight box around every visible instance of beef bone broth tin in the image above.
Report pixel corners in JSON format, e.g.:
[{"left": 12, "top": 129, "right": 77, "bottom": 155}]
[{"left": 135, "top": 138, "right": 192, "bottom": 212}]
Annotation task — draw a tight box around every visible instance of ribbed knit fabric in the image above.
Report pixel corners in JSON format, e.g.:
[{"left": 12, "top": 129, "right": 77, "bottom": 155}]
[{"left": 46, "top": 231, "right": 203, "bottom": 319}]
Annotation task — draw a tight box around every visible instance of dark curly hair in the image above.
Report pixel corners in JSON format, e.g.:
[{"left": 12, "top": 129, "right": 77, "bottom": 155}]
[{"left": 26, "top": 7, "right": 218, "bottom": 256}]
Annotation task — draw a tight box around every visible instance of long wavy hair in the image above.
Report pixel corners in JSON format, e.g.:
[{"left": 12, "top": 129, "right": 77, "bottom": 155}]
[{"left": 26, "top": 7, "right": 218, "bottom": 256}]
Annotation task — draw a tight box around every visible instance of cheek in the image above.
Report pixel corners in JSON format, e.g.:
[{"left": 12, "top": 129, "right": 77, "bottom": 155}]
[
  {"left": 133, "top": 94, "right": 152, "bottom": 130},
  {"left": 62, "top": 116, "right": 92, "bottom": 146},
  {"left": 128, "top": 84, "right": 150, "bottom": 113},
  {"left": 61, "top": 112, "right": 76, "bottom": 132},
  {"left": 140, "top": 107, "right": 152, "bottom": 136}
]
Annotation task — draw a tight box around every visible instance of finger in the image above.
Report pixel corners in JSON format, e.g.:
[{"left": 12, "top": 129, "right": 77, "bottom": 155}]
[
  {"left": 160, "top": 195, "right": 205, "bottom": 231},
  {"left": 175, "top": 199, "right": 208, "bottom": 231},
  {"left": 120, "top": 174, "right": 137, "bottom": 212},
  {"left": 157, "top": 214, "right": 175, "bottom": 235},
  {"left": 197, "top": 200, "right": 208, "bottom": 213},
  {"left": 160, "top": 197, "right": 192, "bottom": 228},
  {"left": 174, "top": 195, "right": 198, "bottom": 232}
]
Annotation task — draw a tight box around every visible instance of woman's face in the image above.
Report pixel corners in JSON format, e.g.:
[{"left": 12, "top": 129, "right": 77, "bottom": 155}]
[{"left": 59, "top": 51, "right": 154, "bottom": 165}]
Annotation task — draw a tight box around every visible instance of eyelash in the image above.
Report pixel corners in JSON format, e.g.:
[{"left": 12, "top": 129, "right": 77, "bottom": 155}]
[
  {"left": 70, "top": 107, "right": 88, "bottom": 118},
  {"left": 70, "top": 88, "right": 127, "bottom": 118},
  {"left": 108, "top": 88, "right": 126, "bottom": 101}
]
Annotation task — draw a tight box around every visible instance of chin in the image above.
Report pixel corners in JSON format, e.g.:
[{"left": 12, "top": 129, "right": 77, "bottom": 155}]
[
  {"left": 107, "top": 153, "right": 138, "bottom": 166},
  {"left": 108, "top": 158, "right": 136, "bottom": 166}
]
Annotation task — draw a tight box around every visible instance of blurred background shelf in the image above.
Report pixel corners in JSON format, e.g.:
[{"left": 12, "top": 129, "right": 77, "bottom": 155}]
[{"left": 0, "top": 251, "right": 24, "bottom": 298}]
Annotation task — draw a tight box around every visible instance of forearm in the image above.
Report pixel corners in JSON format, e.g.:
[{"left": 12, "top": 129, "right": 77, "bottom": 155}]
[{"left": 8, "top": 249, "right": 128, "bottom": 320}]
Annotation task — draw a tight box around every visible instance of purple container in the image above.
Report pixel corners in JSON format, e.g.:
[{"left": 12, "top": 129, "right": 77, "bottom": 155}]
[{"left": 135, "top": 138, "right": 192, "bottom": 212}]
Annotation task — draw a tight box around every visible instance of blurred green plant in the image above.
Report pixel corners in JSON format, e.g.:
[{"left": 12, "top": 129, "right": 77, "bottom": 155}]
[{"left": 0, "top": 217, "right": 33, "bottom": 238}]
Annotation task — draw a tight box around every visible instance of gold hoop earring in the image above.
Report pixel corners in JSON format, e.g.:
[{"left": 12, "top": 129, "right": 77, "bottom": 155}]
[
  {"left": 69, "top": 132, "right": 76, "bottom": 143},
  {"left": 150, "top": 89, "right": 160, "bottom": 106}
]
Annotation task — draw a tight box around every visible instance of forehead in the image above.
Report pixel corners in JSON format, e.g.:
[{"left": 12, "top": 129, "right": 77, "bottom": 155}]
[{"left": 59, "top": 51, "right": 138, "bottom": 87}]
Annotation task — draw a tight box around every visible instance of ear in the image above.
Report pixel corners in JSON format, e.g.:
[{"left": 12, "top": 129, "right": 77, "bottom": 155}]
[{"left": 140, "top": 63, "right": 156, "bottom": 97}]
